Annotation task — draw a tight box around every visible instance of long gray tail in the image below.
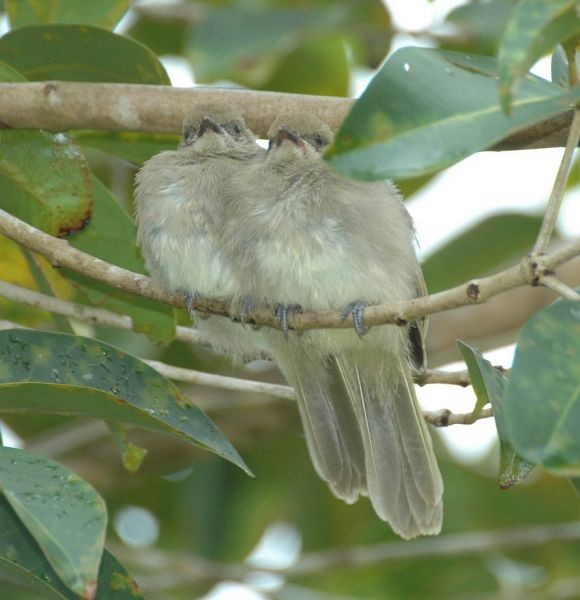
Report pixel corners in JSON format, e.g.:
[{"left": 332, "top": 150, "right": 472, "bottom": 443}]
[
  {"left": 272, "top": 342, "right": 366, "bottom": 503},
  {"left": 334, "top": 352, "right": 443, "bottom": 539}
]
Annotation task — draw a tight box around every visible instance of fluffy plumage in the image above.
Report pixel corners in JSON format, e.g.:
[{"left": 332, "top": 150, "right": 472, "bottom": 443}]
[
  {"left": 134, "top": 103, "right": 264, "bottom": 360},
  {"left": 220, "top": 111, "right": 443, "bottom": 538}
]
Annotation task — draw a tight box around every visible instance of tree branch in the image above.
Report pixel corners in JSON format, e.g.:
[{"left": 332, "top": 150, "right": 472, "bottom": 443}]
[
  {"left": 107, "top": 521, "right": 580, "bottom": 586},
  {"left": 0, "top": 81, "right": 575, "bottom": 150},
  {"left": 1, "top": 208, "right": 578, "bottom": 332},
  {"left": 538, "top": 275, "right": 580, "bottom": 301},
  {"left": 0, "top": 279, "right": 489, "bottom": 387}
]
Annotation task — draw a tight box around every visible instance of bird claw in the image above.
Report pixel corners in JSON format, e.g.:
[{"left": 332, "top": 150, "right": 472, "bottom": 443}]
[
  {"left": 238, "top": 296, "right": 254, "bottom": 324},
  {"left": 273, "top": 303, "right": 303, "bottom": 338},
  {"left": 183, "top": 291, "right": 211, "bottom": 320},
  {"left": 341, "top": 301, "right": 369, "bottom": 339}
]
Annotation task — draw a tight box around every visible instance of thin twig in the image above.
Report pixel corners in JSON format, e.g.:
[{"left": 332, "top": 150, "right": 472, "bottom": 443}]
[
  {"left": 533, "top": 108, "right": 580, "bottom": 254},
  {"left": 1, "top": 209, "right": 579, "bottom": 332},
  {"left": 539, "top": 275, "right": 580, "bottom": 301},
  {"left": 0, "top": 279, "right": 207, "bottom": 347},
  {"left": 107, "top": 521, "right": 580, "bottom": 586},
  {"left": 0, "top": 82, "right": 575, "bottom": 149},
  {"left": 144, "top": 359, "right": 295, "bottom": 400}
]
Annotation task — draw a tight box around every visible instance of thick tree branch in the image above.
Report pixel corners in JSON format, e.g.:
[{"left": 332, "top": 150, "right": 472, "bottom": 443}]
[
  {"left": 108, "top": 521, "right": 580, "bottom": 585},
  {"left": 0, "top": 82, "right": 350, "bottom": 138},
  {"left": 0, "top": 81, "right": 576, "bottom": 150},
  {"left": 1, "top": 209, "right": 578, "bottom": 332}
]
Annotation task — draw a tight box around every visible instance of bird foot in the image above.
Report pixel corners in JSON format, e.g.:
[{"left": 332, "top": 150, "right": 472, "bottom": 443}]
[
  {"left": 341, "top": 301, "right": 369, "bottom": 339},
  {"left": 273, "top": 303, "right": 303, "bottom": 338}
]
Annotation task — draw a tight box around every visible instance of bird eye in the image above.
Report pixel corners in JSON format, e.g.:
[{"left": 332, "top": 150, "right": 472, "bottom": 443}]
[
  {"left": 314, "top": 134, "right": 325, "bottom": 147},
  {"left": 233, "top": 122, "right": 242, "bottom": 135}
]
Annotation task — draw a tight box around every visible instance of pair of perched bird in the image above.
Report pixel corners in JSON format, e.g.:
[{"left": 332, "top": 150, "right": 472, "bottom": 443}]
[{"left": 134, "top": 104, "right": 443, "bottom": 539}]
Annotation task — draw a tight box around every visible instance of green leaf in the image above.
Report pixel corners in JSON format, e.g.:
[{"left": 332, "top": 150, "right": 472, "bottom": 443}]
[
  {"left": 444, "top": 0, "right": 519, "bottom": 56},
  {"left": 0, "top": 130, "right": 93, "bottom": 238},
  {"left": 0, "top": 495, "right": 144, "bottom": 599},
  {"left": 185, "top": 5, "right": 345, "bottom": 86},
  {"left": 65, "top": 175, "right": 176, "bottom": 343},
  {"left": 0, "top": 329, "right": 251, "bottom": 475},
  {"left": 73, "top": 131, "right": 179, "bottom": 167},
  {"left": 504, "top": 296, "right": 580, "bottom": 475},
  {"left": 552, "top": 45, "right": 571, "bottom": 87},
  {"left": 327, "top": 47, "right": 580, "bottom": 181},
  {"left": 6, "top": 0, "right": 130, "bottom": 30},
  {"left": 127, "top": 6, "right": 189, "bottom": 57},
  {"left": 259, "top": 33, "right": 349, "bottom": 96},
  {"left": 0, "top": 446, "right": 106, "bottom": 597},
  {"left": 0, "top": 58, "right": 27, "bottom": 82},
  {"left": 569, "top": 477, "right": 580, "bottom": 496},
  {"left": 498, "top": 0, "right": 580, "bottom": 112},
  {"left": 422, "top": 214, "right": 543, "bottom": 293},
  {"left": 457, "top": 340, "right": 494, "bottom": 423},
  {"left": 457, "top": 340, "right": 535, "bottom": 489},
  {"left": 0, "top": 24, "right": 170, "bottom": 84},
  {"left": 108, "top": 422, "right": 148, "bottom": 474}
]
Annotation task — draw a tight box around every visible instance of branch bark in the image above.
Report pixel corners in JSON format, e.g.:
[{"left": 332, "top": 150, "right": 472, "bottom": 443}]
[
  {"left": 1, "top": 208, "right": 578, "bottom": 332},
  {"left": 0, "top": 81, "right": 575, "bottom": 149}
]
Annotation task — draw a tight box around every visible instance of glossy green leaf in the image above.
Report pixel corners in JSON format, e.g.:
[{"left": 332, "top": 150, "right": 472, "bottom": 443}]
[
  {"left": 0, "top": 495, "right": 144, "bottom": 599},
  {"left": 74, "top": 131, "right": 179, "bottom": 167},
  {"left": 6, "top": 0, "right": 130, "bottom": 30},
  {"left": 0, "top": 329, "right": 251, "bottom": 475},
  {"left": 0, "top": 446, "right": 106, "bottom": 596},
  {"left": 505, "top": 296, "right": 580, "bottom": 475},
  {"left": 327, "top": 48, "right": 580, "bottom": 180},
  {"left": 498, "top": 0, "right": 580, "bottom": 112},
  {"left": 0, "top": 58, "right": 26, "bottom": 81},
  {"left": 64, "top": 176, "right": 176, "bottom": 343},
  {"left": 444, "top": 0, "right": 519, "bottom": 56},
  {"left": 0, "top": 24, "right": 170, "bottom": 84},
  {"left": 422, "top": 214, "right": 543, "bottom": 293},
  {"left": 259, "top": 33, "right": 349, "bottom": 96},
  {"left": 185, "top": 5, "right": 345, "bottom": 86},
  {"left": 0, "top": 130, "right": 93, "bottom": 238},
  {"left": 457, "top": 340, "right": 535, "bottom": 489}
]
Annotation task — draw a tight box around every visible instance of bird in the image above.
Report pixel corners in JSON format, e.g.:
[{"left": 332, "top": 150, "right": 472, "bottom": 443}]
[
  {"left": 134, "top": 102, "right": 264, "bottom": 361},
  {"left": 219, "top": 111, "right": 443, "bottom": 538}
]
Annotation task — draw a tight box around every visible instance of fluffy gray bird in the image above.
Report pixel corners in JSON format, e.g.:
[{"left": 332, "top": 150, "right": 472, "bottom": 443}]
[
  {"left": 134, "top": 103, "right": 264, "bottom": 360},
  {"left": 221, "top": 112, "right": 443, "bottom": 538}
]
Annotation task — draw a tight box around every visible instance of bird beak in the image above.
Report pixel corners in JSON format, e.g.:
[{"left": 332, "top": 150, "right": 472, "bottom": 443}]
[
  {"left": 276, "top": 126, "right": 306, "bottom": 149},
  {"left": 199, "top": 115, "right": 226, "bottom": 136}
]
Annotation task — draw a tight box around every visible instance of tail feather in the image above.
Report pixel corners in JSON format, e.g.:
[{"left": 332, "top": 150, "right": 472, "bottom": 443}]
[
  {"left": 273, "top": 342, "right": 366, "bottom": 503},
  {"left": 334, "top": 352, "right": 443, "bottom": 539}
]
